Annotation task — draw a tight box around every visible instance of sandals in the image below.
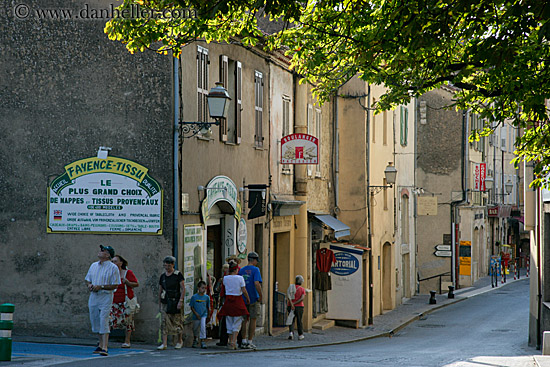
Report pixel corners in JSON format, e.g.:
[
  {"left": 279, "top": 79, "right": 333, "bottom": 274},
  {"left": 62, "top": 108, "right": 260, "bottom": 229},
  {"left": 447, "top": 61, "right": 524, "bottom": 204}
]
[{"left": 121, "top": 343, "right": 131, "bottom": 348}]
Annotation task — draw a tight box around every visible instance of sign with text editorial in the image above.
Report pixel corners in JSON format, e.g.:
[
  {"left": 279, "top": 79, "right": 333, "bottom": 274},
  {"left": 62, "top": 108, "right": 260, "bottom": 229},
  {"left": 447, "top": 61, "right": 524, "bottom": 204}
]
[
  {"left": 281, "top": 133, "right": 318, "bottom": 164},
  {"left": 47, "top": 156, "right": 163, "bottom": 234}
]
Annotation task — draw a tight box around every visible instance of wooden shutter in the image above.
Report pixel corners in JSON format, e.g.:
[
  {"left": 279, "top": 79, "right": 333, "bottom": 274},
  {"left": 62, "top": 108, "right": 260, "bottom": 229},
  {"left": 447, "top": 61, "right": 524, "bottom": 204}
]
[
  {"left": 236, "top": 61, "right": 242, "bottom": 144},
  {"left": 219, "top": 55, "right": 228, "bottom": 141}
]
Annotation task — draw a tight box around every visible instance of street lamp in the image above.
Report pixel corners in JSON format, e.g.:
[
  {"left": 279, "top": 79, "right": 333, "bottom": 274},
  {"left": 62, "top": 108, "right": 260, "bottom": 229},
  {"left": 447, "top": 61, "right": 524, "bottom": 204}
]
[
  {"left": 179, "top": 82, "right": 231, "bottom": 138},
  {"left": 368, "top": 162, "right": 397, "bottom": 195},
  {"left": 484, "top": 176, "right": 513, "bottom": 201}
]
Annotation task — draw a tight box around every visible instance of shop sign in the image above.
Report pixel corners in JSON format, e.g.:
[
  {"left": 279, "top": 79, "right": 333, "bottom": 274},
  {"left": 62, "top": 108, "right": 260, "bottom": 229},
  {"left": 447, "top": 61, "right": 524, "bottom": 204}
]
[
  {"left": 473, "top": 163, "right": 486, "bottom": 191},
  {"left": 281, "top": 133, "right": 318, "bottom": 164},
  {"left": 206, "top": 175, "right": 238, "bottom": 212},
  {"left": 237, "top": 218, "right": 247, "bottom": 253},
  {"left": 47, "top": 156, "right": 162, "bottom": 234},
  {"left": 488, "top": 206, "right": 499, "bottom": 217},
  {"left": 331, "top": 252, "right": 360, "bottom": 276}
]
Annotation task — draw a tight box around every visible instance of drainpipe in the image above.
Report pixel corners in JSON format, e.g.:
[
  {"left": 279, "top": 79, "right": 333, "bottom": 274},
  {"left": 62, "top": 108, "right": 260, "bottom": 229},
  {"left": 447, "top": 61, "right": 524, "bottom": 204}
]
[
  {"left": 293, "top": 76, "right": 310, "bottom": 329},
  {"left": 414, "top": 97, "right": 418, "bottom": 295},
  {"left": 366, "top": 84, "right": 373, "bottom": 324},
  {"left": 334, "top": 95, "right": 339, "bottom": 211},
  {"left": 173, "top": 57, "right": 180, "bottom": 263},
  {"left": 451, "top": 110, "right": 468, "bottom": 288}
]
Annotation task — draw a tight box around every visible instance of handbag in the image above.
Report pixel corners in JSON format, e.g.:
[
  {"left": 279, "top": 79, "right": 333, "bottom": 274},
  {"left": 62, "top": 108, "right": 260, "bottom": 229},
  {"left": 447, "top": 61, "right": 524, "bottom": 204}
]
[
  {"left": 123, "top": 271, "right": 140, "bottom": 315},
  {"left": 285, "top": 309, "right": 295, "bottom": 326},
  {"left": 125, "top": 293, "right": 140, "bottom": 315}
]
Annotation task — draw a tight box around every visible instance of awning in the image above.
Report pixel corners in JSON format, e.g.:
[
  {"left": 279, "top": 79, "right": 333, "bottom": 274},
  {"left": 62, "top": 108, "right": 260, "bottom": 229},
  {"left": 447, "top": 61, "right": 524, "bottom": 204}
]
[
  {"left": 314, "top": 215, "right": 350, "bottom": 239},
  {"left": 271, "top": 200, "right": 305, "bottom": 217}
]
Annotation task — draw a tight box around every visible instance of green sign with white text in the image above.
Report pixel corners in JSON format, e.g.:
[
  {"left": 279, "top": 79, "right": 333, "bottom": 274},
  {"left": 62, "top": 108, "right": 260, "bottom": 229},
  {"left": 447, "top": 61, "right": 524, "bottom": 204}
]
[{"left": 47, "top": 156, "right": 163, "bottom": 234}]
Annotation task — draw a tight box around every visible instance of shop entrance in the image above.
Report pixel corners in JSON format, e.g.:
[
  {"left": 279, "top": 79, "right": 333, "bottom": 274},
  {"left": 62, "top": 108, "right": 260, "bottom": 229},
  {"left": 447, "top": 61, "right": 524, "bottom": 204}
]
[
  {"left": 207, "top": 224, "right": 223, "bottom": 281},
  {"left": 273, "top": 232, "right": 290, "bottom": 327}
]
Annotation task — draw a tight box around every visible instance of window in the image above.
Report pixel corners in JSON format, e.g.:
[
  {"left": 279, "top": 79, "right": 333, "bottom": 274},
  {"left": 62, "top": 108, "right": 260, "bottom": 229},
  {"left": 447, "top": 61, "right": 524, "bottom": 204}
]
[
  {"left": 372, "top": 98, "right": 376, "bottom": 143},
  {"left": 282, "top": 96, "right": 291, "bottom": 174},
  {"left": 307, "top": 104, "right": 313, "bottom": 176},
  {"left": 254, "top": 71, "right": 264, "bottom": 147},
  {"left": 219, "top": 56, "right": 242, "bottom": 144},
  {"left": 383, "top": 178, "right": 388, "bottom": 210},
  {"left": 219, "top": 55, "right": 229, "bottom": 141},
  {"left": 197, "top": 46, "right": 209, "bottom": 123},
  {"left": 401, "top": 195, "right": 409, "bottom": 243},
  {"left": 400, "top": 106, "right": 408, "bottom": 146},
  {"left": 383, "top": 110, "right": 388, "bottom": 146},
  {"left": 501, "top": 124, "right": 507, "bottom": 151},
  {"left": 315, "top": 108, "right": 322, "bottom": 177}
]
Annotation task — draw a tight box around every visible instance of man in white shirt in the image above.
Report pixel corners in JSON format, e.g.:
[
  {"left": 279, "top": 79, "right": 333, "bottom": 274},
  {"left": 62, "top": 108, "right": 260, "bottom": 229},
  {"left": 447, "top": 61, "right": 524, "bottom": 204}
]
[{"left": 85, "top": 245, "right": 120, "bottom": 356}]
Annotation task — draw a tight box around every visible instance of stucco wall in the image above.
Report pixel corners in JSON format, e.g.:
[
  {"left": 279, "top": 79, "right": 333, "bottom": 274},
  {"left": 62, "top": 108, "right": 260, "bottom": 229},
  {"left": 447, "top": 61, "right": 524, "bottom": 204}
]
[{"left": 1, "top": 0, "right": 173, "bottom": 341}]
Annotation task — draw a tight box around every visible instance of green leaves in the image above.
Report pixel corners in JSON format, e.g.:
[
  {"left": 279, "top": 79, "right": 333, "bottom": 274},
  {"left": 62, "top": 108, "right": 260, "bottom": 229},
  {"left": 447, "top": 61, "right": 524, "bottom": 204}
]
[{"left": 104, "top": 0, "right": 550, "bottom": 187}]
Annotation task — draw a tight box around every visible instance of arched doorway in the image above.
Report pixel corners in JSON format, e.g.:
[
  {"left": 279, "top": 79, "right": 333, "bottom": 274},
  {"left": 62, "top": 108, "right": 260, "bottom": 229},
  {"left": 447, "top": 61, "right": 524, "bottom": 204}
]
[{"left": 382, "top": 242, "right": 392, "bottom": 311}]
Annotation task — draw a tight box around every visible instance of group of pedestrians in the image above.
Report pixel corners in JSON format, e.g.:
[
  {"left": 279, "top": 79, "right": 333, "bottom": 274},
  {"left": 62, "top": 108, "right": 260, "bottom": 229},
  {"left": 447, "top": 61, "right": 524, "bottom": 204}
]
[
  {"left": 85, "top": 245, "right": 303, "bottom": 353},
  {"left": 85, "top": 245, "right": 139, "bottom": 356}
]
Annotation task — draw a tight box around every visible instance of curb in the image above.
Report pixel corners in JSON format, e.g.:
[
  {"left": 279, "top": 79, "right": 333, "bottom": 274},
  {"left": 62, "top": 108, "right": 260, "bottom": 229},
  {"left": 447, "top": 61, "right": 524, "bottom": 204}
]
[{"left": 200, "top": 278, "right": 528, "bottom": 355}]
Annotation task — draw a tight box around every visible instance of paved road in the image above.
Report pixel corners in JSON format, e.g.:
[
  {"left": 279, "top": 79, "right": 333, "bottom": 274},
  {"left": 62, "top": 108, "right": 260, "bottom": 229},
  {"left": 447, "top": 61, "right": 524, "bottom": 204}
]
[{"left": 4, "top": 278, "right": 543, "bottom": 366}]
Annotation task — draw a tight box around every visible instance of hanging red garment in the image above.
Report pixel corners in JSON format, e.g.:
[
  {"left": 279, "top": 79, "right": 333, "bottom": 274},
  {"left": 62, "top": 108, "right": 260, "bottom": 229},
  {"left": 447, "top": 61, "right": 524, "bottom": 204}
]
[{"left": 316, "top": 248, "right": 336, "bottom": 273}]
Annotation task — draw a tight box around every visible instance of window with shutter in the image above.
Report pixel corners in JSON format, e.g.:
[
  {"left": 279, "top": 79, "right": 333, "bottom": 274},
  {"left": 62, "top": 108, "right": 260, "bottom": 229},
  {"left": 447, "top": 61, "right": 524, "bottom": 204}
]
[
  {"left": 282, "top": 96, "right": 291, "bottom": 174},
  {"left": 307, "top": 104, "right": 313, "bottom": 176},
  {"left": 254, "top": 71, "right": 263, "bottom": 147},
  {"left": 400, "top": 106, "right": 408, "bottom": 146},
  {"left": 383, "top": 110, "right": 388, "bottom": 145},
  {"left": 197, "top": 46, "right": 209, "bottom": 124},
  {"left": 219, "top": 55, "right": 229, "bottom": 141},
  {"left": 315, "top": 108, "right": 322, "bottom": 177},
  {"left": 236, "top": 61, "right": 242, "bottom": 144}
]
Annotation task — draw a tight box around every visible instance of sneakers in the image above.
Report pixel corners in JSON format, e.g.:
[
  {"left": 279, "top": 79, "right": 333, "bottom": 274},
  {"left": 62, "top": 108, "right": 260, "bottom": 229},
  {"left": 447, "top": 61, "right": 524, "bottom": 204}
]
[
  {"left": 288, "top": 332, "right": 293, "bottom": 340},
  {"left": 157, "top": 344, "right": 167, "bottom": 350},
  {"left": 201, "top": 342, "right": 207, "bottom": 349},
  {"left": 192, "top": 340, "right": 199, "bottom": 348},
  {"left": 175, "top": 342, "right": 183, "bottom": 349},
  {"left": 298, "top": 335, "right": 305, "bottom": 340},
  {"left": 245, "top": 342, "right": 257, "bottom": 349},
  {"left": 121, "top": 343, "right": 131, "bottom": 348},
  {"left": 99, "top": 349, "right": 108, "bottom": 356},
  {"left": 93, "top": 346, "right": 102, "bottom": 354},
  {"left": 240, "top": 341, "right": 248, "bottom": 349}
]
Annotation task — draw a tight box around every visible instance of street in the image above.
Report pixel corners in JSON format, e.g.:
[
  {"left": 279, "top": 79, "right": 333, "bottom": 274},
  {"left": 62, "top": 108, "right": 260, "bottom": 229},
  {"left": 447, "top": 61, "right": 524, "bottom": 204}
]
[{"left": 5, "top": 278, "right": 542, "bottom": 367}]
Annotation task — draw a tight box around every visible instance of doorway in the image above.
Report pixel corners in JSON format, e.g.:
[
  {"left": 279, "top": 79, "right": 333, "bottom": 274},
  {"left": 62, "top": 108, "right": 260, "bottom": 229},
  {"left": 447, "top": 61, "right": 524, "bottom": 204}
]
[
  {"left": 273, "top": 232, "right": 290, "bottom": 327},
  {"left": 207, "top": 224, "right": 223, "bottom": 280},
  {"left": 382, "top": 242, "right": 392, "bottom": 311}
]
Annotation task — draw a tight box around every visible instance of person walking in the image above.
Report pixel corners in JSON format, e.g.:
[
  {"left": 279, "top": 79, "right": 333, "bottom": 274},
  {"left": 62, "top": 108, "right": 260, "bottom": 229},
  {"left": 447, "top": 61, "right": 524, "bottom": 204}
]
[
  {"left": 110, "top": 254, "right": 139, "bottom": 348},
  {"left": 218, "top": 261, "right": 250, "bottom": 350},
  {"left": 85, "top": 245, "right": 121, "bottom": 356},
  {"left": 190, "top": 280, "right": 210, "bottom": 349},
  {"left": 239, "top": 251, "right": 262, "bottom": 349},
  {"left": 157, "top": 256, "right": 185, "bottom": 350},
  {"left": 287, "top": 275, "right": 306, "bottom": 340}
]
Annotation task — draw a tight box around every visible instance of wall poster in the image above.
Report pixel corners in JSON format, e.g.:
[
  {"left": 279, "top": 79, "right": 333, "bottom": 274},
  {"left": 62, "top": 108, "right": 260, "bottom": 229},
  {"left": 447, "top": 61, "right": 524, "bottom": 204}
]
[
  {"left": 183, "top": 224, "right": 205, "bottom": 316},
  {"left": 47, "top": 156, "right": 163, "bottom": 234}
]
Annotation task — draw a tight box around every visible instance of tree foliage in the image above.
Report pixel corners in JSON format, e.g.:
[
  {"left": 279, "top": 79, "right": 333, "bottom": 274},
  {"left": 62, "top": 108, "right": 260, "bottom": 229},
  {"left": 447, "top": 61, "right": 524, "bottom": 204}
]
[{"left": 105, "top": 0, "right": 550, "bottom": 187}]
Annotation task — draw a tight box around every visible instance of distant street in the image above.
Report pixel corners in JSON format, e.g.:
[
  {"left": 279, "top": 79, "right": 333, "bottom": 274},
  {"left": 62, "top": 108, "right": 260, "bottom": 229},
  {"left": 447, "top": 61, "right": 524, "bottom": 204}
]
[{"left": 33, "top": 278, "right": 537, "bottom": 367}]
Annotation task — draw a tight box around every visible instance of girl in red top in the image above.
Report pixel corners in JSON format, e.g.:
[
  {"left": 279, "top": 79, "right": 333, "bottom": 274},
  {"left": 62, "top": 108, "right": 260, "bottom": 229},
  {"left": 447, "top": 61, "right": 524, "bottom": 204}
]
[
  {"left": 287, "top": 275, "right": 306, "bottom": 340},
  {"left": 110, "top": 255, "right": 139, "bottom": 348},
  {"left": 218, "top": 261, "right": 249, "bottom": 350}
]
